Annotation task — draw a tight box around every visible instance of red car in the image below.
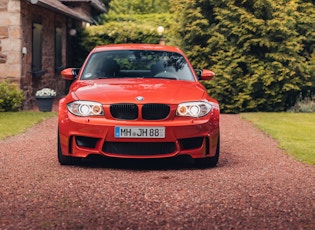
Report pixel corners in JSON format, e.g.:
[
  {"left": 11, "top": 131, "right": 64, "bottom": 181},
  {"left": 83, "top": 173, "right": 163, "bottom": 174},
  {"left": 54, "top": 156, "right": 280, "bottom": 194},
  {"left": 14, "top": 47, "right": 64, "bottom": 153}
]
[{"left": 58, "top": 44, "right": 220, "bottom": 167}]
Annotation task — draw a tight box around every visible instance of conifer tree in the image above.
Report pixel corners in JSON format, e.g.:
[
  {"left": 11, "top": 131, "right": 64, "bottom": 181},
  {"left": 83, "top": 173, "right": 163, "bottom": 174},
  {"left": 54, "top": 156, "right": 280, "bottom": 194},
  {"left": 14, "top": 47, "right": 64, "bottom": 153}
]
[{"left": 173, "top": 0, "right": 315, "bottom": 113}]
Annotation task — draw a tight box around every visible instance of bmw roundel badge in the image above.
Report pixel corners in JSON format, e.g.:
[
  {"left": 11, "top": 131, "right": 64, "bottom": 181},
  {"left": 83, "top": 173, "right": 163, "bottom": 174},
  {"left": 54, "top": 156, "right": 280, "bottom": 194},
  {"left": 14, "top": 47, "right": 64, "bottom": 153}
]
[{"left": 136, "top": 96, "right": 144, "bottom": 101}]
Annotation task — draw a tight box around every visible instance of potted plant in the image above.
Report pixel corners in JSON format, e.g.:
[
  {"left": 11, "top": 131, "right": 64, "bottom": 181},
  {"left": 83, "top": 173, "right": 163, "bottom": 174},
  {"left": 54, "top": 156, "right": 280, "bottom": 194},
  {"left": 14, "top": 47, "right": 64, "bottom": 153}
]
[{"left": 35, "top": 88, "right": 56, "bottom": 112}]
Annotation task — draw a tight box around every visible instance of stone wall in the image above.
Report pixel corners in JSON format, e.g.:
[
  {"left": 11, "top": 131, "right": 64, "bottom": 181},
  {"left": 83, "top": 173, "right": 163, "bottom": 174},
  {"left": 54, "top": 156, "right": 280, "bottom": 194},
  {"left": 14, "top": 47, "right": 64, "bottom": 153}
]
[
  {"left": 0, "top": 0, "right": 22, "bottom": 84},
  {"left": 1, "top": 0, "right": 92, "bottom": 110}
]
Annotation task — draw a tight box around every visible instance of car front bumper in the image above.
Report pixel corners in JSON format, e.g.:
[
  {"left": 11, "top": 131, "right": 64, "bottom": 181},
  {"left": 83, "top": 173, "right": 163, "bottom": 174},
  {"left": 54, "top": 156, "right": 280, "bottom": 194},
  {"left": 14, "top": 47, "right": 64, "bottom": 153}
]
[{"left": 58, "top": 109, "right": 219, "bottom": 159}]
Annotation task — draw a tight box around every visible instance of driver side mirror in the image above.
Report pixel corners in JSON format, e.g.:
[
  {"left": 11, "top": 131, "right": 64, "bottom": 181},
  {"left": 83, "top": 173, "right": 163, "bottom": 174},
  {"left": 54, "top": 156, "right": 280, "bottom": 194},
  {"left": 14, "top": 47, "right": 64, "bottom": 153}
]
[
  {"left": 61, "top": 68, "right": 80, "bottom": 81},
  {"left": 195, "top": 69, "right": 215, "bottom": 81}
]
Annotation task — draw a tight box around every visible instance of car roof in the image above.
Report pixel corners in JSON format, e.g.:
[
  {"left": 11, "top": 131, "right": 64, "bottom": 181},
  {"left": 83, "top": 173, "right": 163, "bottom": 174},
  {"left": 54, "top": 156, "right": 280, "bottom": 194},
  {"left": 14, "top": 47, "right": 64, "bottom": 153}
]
[{"left": 92, "top": 44, "right": 184, "bottom": 54}]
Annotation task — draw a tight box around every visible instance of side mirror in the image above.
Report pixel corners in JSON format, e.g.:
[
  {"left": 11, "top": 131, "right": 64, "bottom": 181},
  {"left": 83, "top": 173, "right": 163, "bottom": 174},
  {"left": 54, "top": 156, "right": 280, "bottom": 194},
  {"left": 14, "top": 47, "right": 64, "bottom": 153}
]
[
  {"left": 61, "top": 68, "right": 80, "bottom": 80},
  {"left": 195, "top": 69, "right": 215, "bottom": 81}
]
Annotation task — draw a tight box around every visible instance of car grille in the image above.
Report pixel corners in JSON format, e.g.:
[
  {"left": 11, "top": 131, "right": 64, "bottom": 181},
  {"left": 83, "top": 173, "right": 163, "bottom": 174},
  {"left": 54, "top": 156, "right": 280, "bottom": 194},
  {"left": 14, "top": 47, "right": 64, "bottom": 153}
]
[
  {"left": 103, "top": 142, "right": 176, "bottom": 155},
  {"left": 142, "top": 104, "right": 170, "bottom": 120},
  {"left": 110, "top": 103, "right": 138, "bottom": 120},
  {"left": 110, "top": 103, "right": 170, "bottom": 120}
]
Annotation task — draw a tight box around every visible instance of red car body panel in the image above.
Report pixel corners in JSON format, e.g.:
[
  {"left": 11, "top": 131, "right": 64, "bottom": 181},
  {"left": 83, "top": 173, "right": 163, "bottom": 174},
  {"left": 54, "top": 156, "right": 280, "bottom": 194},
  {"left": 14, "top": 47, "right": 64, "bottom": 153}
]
[
  {"left": 58, "top": 44, "right": 220, "bottom": 164},
  {"left": 70, "top": 79, "right": 210, "bottom": 104}
]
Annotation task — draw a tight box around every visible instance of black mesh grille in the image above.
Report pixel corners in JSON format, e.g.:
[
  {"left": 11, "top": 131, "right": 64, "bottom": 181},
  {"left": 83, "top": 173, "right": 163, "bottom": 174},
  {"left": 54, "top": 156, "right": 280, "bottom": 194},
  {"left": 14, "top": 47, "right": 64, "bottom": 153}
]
[
  {"left": 75, "top": 136, "right": 99, "bottom": 148},
  {"left": 110, "top": 103, "right": 170, "bottom": 120},
  {"left": 110, "top": 103, "right": 138, "bottom": 120},
  {"left": 103, "top": 142, "right": 176, "bottom": 155},
  {"left": 142, "top": 104, "right": 170, "bottom": 120},
  {"left": 179, "top": 137, "right": 203, "bottom": 150}
]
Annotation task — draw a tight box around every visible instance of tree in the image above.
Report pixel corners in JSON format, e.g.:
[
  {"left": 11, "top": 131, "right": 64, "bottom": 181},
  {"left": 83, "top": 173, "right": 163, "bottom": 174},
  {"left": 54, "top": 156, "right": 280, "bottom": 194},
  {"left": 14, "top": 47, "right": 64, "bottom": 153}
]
[{"left": 173, "top": 0, "right": 315, "bottom": 113}]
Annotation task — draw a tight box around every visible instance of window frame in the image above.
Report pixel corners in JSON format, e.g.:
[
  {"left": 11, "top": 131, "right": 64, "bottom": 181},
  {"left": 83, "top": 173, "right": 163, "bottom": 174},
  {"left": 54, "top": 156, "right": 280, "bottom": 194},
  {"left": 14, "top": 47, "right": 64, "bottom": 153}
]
[
  {"left": 32, "top": 22, "right": 44, "bottom": 77},
  {"left": 54, "top": 26, "right": 63, "bottom": 73}
]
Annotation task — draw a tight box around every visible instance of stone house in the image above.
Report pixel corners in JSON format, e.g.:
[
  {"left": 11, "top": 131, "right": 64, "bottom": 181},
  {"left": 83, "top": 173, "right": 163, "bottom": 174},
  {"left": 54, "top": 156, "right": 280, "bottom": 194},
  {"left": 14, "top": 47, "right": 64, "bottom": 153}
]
[{"left": 0, "top": 0, "right": 106, "bottom": 109}]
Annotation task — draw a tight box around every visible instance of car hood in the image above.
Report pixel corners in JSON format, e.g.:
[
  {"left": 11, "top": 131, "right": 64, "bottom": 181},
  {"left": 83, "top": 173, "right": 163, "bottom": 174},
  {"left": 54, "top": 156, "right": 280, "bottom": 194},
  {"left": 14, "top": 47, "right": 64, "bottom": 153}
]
[{"left": 70, "top": 78, "right": 207, "bottom": 104}]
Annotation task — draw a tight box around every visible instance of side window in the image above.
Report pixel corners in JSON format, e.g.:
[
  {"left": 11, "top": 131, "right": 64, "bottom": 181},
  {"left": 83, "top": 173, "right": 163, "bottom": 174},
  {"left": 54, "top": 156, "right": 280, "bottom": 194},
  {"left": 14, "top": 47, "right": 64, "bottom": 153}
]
[
  {"left": 55, "top": 26, "right": 63, "bottom": 72},
  {"left": 32, "top": 23, "right": 43, "bottom": 74}
]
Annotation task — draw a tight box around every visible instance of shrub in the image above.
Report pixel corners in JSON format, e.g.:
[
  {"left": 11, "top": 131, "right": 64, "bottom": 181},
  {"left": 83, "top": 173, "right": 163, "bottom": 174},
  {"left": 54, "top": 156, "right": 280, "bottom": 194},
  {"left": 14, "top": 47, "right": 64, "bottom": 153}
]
[
  {"left": 288, "top": 95, "right": 315, "bottom": 113},
  {"left": 0, "top": 80, "right": 24, "bottom": 112}
]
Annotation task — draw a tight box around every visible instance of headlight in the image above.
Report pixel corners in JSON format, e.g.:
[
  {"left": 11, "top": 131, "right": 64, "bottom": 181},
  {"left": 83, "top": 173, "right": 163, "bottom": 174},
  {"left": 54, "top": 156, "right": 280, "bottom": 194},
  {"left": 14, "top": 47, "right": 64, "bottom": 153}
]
[
  {"left": 67, "top": 101, "right": 104, "bottom": 116},
  {"left": 176, "top": 102, "right": 212, "bottom": 117}
]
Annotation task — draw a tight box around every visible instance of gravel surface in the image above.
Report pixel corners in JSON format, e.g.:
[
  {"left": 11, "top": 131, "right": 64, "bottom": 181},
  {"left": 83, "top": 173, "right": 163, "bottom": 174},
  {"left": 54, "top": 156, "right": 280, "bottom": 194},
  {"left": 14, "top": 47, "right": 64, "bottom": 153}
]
[{"left": 0, "top": 114, "right": 314, "bottom": 230}]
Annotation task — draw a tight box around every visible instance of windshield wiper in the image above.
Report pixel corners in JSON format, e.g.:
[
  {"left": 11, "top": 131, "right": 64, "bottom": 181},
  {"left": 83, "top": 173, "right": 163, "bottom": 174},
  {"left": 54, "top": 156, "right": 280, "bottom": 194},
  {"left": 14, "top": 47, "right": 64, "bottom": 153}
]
[{"left": 154, "top": 76, "right": 177, "bottom": 80}]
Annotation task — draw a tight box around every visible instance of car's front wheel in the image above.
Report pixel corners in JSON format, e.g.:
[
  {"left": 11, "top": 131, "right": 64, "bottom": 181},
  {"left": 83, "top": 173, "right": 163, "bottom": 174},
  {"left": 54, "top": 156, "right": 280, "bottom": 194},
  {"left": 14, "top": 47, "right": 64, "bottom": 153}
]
[
  {"left": 195, "top": 134, "right": 220, "bottom": 169},
  {"left": 58, "top": 131, "right": 80, "bottom": 165}
]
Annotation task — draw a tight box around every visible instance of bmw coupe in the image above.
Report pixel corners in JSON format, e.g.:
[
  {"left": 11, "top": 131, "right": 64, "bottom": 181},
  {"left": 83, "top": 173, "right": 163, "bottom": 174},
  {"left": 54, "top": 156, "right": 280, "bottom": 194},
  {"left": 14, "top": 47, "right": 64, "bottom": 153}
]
[{"left": 58, "top": 44, "right": 220, "bottom": 168}]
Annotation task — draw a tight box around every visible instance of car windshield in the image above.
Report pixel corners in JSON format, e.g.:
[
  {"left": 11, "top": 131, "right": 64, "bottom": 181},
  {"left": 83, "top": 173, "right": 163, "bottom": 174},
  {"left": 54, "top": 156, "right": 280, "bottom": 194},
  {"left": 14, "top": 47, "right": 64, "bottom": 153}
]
[{"left": 80, "top": 50, "right": 195, "bottom": 81}]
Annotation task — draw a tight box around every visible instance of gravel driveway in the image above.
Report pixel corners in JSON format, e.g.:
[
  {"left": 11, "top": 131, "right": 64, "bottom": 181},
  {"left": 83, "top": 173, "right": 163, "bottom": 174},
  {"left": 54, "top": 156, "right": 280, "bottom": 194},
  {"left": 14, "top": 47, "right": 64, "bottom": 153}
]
[{"left": 0, "top": 114, "right": 314, "bottom": 229}]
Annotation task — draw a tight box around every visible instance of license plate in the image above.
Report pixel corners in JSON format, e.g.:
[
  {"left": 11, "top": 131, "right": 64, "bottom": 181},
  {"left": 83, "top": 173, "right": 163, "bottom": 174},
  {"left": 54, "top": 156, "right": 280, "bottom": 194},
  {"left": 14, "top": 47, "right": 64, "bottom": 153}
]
[{"left": 115, "top": 126, "right": 165, "bottom": 138}]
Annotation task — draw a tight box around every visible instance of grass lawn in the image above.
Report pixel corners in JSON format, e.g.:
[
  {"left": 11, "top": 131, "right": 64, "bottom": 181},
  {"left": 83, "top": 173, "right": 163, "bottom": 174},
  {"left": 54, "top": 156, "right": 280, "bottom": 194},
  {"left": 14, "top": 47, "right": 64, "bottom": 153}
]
[
  {"left": 0, "top": 111, "right": 56, "bottom": 140},
  {"left": 240, "top": 112, "right": 315, "bottom": 165}
]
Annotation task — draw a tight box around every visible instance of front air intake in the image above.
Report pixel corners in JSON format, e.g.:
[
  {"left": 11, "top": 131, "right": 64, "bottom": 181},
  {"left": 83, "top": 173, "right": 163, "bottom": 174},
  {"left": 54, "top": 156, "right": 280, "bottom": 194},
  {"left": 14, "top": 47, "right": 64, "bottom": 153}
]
[
  {"left": 179, "top": 137, "right": 203, "bottom": 150},
  {"left": 75, "top": 136, "right": 99, "bottom": 148},
  {"left": 103, "top": 142, "right": 175, "bottom": 155}
]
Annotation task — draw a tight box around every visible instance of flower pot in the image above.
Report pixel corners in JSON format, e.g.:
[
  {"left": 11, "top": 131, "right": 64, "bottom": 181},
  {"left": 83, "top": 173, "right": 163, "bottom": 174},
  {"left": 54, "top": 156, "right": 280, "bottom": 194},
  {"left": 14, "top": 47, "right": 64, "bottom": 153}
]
[{"left": 36, "top": 96, "right": 54, "bottom": 112}]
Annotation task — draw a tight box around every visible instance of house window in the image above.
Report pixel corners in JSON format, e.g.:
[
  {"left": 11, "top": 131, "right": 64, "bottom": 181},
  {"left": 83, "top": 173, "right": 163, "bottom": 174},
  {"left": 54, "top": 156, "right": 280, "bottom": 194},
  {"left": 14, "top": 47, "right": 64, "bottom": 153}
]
[
  {"left": 55, "top": 26, "right": 63, "bottom": 73},
  {"left": 32, "top": 23, "right": 44, "bottom": 76}
]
